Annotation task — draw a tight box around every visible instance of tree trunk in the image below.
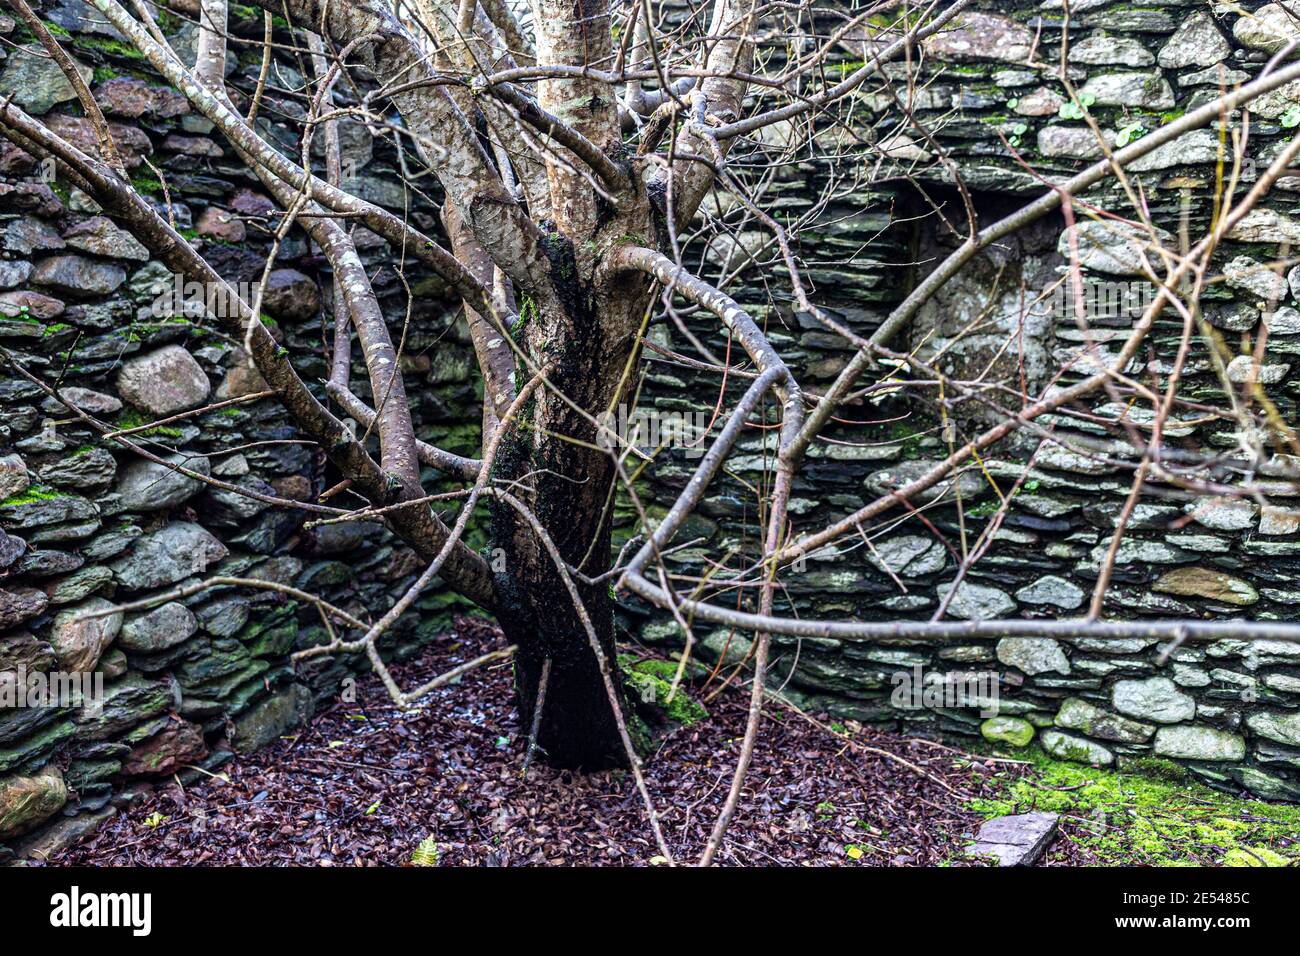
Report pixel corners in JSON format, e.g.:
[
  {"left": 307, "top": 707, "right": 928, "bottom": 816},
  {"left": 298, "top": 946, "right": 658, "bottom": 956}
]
[
  {"left": 488, "top": 237, "right": 647, "bottom": 768},
  {"left": 491, "top": 383, "right": 627, "bottom": 769},
  {"left": 496, "top": 580, "right": 625, "bottom": 769}
]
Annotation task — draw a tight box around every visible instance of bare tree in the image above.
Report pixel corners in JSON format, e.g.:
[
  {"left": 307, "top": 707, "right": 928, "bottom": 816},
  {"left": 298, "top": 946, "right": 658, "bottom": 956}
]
[{"left": 8, "top": 0, "right": 1300, "bottom": 865}]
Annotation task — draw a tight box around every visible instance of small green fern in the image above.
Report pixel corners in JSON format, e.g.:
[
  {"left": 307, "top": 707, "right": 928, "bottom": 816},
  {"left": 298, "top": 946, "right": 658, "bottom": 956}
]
[{"left": 410, "top": 836, "right": 440, "bottom": 867}]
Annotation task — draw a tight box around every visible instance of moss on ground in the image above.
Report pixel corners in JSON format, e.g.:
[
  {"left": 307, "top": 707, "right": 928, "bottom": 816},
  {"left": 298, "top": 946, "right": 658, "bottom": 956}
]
[
  {"left": 965, "top": 748, "right": 1300, "bottom": 867},
  {"left": 620, "top": 656, "right": 708, "bottom": 727}
]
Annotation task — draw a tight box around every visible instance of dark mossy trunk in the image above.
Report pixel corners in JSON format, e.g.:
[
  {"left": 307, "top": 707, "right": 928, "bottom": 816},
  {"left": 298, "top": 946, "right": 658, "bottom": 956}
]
[
  {"left": 487, "top": 243, "right": 644, "bottom": 768},
  {"left": 491, "top": 386, "right": 628, "bottom": 768},
  {"left": 496, "top": 579, "right": 625, "bottom": 769}
]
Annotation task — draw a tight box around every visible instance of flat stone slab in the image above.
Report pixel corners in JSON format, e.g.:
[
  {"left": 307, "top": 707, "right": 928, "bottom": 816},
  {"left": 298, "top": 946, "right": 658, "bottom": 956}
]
[
  {"left": 11, "top": 806, "right": 116, "bottom": 862},
  {"left": 965, "top": 811, "right": 1059, "bottom": 866}
]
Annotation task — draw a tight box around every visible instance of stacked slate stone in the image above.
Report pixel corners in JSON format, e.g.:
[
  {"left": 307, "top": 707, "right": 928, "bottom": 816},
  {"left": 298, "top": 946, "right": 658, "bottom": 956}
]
[
  {"left": 4, "top": 0, "right": 1300, "bottom": 861},
  {"left": 0, "top": 1, "right": 483, "bottom": 859},
  {"left": 622, "top": 1, "right": 1300, "bottom": 801}
]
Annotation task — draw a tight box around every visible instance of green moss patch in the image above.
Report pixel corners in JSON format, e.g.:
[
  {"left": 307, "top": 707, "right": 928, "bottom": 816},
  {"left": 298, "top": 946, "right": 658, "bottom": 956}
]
[
  {"left": 620, "top": 656, "right": 708, "bottom": 728},
  {"left": 72, "top": 35, "right": 148, "bottom": 61},
  {"left": 967, "top": 749, "right": 1300, "bottom": 866},
  {"left": 1, "top": 484, "right": 67, "bottom": 507},
  {"left": 115, "top": 409, "right": 185, "bottom": 439}
]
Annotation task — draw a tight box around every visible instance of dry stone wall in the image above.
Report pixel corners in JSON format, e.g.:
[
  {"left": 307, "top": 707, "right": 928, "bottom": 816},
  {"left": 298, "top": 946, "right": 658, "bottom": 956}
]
[
  {"left": 5, "top": 0, "right": 1300, "bottom": 863},
  {"left": 0, "top": 1, "right": 483, "bottom": 860},
  {"left": 621, "top": 1, "right": 1300, "bottom": 803}
]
